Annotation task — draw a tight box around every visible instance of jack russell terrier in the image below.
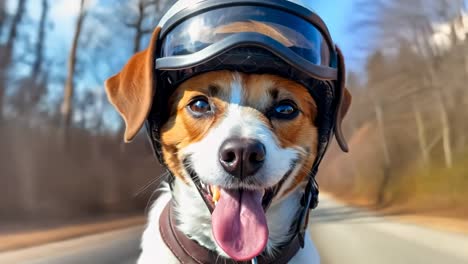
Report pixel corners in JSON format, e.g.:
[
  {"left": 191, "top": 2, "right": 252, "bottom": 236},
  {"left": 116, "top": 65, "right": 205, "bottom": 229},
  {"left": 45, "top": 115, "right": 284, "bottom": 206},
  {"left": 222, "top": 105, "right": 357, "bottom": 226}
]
[{"left": 105, "top": 0, "right": 351, "bottom": 263}]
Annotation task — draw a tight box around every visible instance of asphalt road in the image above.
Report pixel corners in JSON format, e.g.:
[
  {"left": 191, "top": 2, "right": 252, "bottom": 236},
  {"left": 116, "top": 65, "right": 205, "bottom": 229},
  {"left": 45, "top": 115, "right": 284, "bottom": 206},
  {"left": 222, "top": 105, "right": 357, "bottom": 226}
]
[{"left": 1, "top": 196, "right": 468, "bottom": 264}]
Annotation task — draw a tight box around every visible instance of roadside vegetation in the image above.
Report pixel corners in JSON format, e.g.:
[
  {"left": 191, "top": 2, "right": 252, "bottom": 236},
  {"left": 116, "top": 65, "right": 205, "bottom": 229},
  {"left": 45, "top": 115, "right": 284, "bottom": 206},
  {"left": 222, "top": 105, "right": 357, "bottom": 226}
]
[
  {"left": 319, "top": 0, "right": 468, "bottom": 218},
  {"left": 0, "top": 0, "right": 174, "bottom": 224}
]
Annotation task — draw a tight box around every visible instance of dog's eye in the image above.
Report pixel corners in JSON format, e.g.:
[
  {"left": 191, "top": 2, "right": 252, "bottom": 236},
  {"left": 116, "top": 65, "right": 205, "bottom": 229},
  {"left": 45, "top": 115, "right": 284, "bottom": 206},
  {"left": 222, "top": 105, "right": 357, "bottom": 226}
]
[
  {"left": 273, "top": 101, "right": 299, "bottom": 119},
  {"left": 188, "top": 98, "right": 212, "bottom": 115}
]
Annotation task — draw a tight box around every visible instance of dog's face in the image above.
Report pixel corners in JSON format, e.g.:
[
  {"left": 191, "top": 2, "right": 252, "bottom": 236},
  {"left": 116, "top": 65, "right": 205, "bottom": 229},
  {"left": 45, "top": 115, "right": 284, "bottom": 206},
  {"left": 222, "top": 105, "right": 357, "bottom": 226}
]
[
  {"left": 160, "top": 70, "right": 321, "bottom": 261},
  {"left": 161, "top": 70, "right": 318, "bottom": 196}
]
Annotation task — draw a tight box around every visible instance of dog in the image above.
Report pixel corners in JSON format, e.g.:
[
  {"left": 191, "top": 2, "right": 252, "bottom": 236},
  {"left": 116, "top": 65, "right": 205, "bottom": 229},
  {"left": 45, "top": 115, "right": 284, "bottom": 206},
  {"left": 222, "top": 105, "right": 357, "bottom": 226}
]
[{"left": 104, "top": 4, "right": 351, "bottom": 264}]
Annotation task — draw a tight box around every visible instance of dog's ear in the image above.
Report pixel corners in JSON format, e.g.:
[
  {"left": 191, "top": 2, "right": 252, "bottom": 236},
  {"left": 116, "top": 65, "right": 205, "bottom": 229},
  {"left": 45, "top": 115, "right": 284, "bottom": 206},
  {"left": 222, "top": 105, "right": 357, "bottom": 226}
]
[
  {"left": 105, "top": 27, "right": 161, "bottom": 142},
  {"left": 334, "top": 46, "right": 352, "bottom": 152}
]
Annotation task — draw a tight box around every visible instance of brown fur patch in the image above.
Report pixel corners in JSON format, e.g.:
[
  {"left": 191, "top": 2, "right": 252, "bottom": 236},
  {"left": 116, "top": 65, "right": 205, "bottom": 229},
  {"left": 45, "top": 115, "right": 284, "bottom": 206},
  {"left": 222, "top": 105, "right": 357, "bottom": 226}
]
[{"left": 161, "top": 71, "right": 233, "bottom": 180}]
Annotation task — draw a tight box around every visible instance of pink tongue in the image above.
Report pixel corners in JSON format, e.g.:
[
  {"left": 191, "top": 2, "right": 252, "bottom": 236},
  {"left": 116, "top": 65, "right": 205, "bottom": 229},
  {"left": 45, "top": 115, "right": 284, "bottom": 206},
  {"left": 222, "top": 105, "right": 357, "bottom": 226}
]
[{"left": 211, "top": 189, "right": 268, "bottom": 261}]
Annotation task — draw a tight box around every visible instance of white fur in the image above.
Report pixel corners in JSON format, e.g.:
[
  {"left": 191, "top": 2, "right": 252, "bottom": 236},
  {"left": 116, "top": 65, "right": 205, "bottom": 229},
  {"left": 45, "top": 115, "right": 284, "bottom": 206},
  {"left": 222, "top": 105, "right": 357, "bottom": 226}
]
[
  {"left": 138, "top": 186, "right": 178, "bottom": 264},
  {"left": 138, "top": 73, "right": 320, "bottom": 263}
]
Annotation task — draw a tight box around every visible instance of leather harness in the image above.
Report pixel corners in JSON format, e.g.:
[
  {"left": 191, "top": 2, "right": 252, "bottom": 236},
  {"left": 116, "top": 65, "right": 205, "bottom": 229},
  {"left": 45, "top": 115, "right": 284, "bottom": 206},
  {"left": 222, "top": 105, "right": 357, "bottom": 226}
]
[{"left": 159, "top": 201, "right": 302, "bottom": 264}]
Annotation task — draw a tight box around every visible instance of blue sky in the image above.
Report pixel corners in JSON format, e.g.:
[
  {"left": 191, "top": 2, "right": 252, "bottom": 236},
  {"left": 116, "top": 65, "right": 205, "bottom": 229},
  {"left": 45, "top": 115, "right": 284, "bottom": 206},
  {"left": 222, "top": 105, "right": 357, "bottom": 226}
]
[{"left": 309, "top": 0, "right": 367, "bottom": 72}]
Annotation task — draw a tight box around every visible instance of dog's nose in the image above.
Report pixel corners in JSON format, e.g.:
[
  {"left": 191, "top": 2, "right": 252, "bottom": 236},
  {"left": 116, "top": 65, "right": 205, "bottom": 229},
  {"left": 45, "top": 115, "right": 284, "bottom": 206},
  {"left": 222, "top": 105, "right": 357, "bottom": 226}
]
[{"left": 219, "top": 138, "right": 266, "bottom": 179}]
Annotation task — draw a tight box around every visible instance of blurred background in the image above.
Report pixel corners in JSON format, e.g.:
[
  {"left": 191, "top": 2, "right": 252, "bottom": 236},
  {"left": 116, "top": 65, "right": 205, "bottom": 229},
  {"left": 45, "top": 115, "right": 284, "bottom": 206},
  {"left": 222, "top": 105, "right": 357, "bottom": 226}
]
[
  {"left": 0, "top": 0, "right": 467, "bottom": 263},
  {"left": 319, "top": 0, "right": 468, "bottom": 218}
]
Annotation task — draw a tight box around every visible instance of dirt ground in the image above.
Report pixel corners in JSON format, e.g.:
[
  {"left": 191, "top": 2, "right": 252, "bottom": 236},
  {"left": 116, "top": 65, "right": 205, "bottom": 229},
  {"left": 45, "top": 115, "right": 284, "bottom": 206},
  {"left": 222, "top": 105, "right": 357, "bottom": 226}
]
[{"left": 0, "top": 216, "right": 145, "bottom": 252}]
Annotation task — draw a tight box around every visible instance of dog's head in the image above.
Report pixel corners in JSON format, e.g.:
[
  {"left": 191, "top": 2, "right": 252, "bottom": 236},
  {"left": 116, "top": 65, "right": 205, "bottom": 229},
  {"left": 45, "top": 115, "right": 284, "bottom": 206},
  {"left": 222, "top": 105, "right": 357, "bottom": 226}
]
[{"left": 105, "top": 26, "right": 351, "bottom": 260}]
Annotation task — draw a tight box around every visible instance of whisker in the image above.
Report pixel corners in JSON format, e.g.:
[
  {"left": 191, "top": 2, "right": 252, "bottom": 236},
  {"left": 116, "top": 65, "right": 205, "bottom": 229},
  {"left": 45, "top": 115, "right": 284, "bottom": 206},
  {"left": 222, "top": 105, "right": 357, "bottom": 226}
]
[
  {"left": 142, "top": 182, "right": 172, "bottom": 215},
  {"left": 144, "top": 189, "right": 160, "bottom": 215},
  {"left": 134, "top": 171, "right": 171, "bottom": 197}
]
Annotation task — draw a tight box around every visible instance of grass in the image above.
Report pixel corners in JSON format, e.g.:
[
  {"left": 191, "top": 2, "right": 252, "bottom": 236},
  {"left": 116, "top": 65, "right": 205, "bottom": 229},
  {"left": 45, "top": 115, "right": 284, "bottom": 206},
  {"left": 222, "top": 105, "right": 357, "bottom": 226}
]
[
  {"left": 389, "top": 154, "right": 468, "bottom": 213},
  {"left": 321, "top": 144, "right": 468, "bottom": 219}
]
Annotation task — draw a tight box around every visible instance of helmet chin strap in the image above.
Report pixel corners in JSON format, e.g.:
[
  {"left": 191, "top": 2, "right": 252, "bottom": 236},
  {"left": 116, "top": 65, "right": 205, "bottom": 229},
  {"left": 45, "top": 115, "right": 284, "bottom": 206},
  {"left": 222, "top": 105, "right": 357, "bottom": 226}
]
[{"left": 295, "top": 46, "right": 348, "bottom": 247}]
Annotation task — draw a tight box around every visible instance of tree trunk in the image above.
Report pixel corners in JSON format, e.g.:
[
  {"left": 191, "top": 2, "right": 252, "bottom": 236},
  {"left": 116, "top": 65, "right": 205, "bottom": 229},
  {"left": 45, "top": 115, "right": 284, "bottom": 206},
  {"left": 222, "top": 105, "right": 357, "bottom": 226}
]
[
  {"left": 437, "top": 92, "right": 453, "bottom": 168},
  {"left": 375, "top": 104, "right": 391, "bottom": 167},
  {"left": 61, "top": 0, "right": 87, "bottom": 133},
  {"left": 133, "top": 0, "right": 145, "bottom": 54},
  {"left": 412, "top": 103, "right": 430, "bottom": 166},
  {"left": 375, "top": 103, "right": 392, "bottom": 206},
  {"left": 32, "top": 0, "right": 48, "bottom": 78},
  {"left": 0, "top": 0, "right": 27, "bottom": 120}
]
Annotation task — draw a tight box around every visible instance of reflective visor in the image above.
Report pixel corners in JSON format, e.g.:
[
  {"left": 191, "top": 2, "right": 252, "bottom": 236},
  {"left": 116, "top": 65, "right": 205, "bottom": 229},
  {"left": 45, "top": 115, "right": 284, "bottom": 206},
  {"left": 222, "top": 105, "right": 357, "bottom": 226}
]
[{"left": 157, "top": 4, "right": 338, "bottom": 80}]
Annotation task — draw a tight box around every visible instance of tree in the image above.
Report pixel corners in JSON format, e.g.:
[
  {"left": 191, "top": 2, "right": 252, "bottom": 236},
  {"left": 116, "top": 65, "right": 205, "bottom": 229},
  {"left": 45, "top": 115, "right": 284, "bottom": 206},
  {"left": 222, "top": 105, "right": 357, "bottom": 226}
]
[
  {"left": 11, "top": 0, "right": 50, "bottom": 117},
  {"left": 61, "top": 0, "right": 87, "bottom": 132},
  {"left": 355, "top": 0, "right": 462, "bottom": 167},
  {"left": 124, "top": 0, "right": 173, "bottom": 53},
  {"left": 32, "top": 0, "right": 48, "bottom": 79},
  {"left": 337, "top": 0, "right": 467, "bottom": 205},
  {"left": 126, "top": 0, "right": 154, "bottom": 53},
  {"left": 0, "top": 0, "right": 27, "bottom": 119}
]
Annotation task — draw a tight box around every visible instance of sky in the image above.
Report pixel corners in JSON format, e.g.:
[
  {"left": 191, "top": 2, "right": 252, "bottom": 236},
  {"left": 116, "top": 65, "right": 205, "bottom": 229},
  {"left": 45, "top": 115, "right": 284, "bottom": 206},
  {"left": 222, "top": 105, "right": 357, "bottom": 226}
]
[{"left": 308, "top": 0, "right": 363, "bottom": 70}]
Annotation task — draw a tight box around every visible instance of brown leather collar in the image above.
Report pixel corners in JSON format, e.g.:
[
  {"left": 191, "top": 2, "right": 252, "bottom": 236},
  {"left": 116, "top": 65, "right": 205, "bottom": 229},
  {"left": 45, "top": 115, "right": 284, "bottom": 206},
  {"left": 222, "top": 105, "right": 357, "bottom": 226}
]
[{"left": 159, "top": 200, "right": 301, "bottom": 264}]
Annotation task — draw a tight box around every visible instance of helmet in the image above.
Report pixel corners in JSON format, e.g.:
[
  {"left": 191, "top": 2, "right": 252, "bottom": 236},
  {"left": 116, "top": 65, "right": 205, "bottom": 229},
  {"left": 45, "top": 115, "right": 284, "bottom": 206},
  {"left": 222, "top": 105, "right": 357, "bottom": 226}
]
[{"left": 146, "top": 0, "right": 349, "bottom": 173}]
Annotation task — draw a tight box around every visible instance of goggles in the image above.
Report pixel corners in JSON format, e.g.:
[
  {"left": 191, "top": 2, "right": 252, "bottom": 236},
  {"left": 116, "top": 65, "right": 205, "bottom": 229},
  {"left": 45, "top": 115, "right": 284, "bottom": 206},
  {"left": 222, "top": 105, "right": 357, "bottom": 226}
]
[{"left": 156, "top": 0, "right": 339, "bottom": 81}]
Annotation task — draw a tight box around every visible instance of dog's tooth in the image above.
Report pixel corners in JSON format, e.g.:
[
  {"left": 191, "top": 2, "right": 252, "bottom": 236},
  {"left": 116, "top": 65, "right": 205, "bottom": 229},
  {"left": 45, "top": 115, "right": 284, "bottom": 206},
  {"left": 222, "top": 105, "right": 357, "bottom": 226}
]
[{"left": 211, "top": 186, "right": 221, "bottom": 203}]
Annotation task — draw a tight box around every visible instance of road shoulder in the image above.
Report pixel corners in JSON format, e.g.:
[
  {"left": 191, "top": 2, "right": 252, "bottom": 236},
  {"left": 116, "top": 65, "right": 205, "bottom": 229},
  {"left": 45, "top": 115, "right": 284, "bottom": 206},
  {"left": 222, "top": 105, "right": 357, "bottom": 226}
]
[
  {"left": 321, "top": 192, "right": 468, "bottom": 235},
  {"left": 0, "top": 216, "right": 145, "bottom": 252}
]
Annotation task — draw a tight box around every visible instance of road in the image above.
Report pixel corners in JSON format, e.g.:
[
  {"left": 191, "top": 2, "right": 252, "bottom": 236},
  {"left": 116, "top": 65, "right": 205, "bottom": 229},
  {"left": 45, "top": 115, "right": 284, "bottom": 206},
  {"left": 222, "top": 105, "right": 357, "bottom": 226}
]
[
  {"left": 309, "top": 197, "right": 468, "bottom": 264},
  {"left": 1, "top": 196, "right": 467, "bottom": 264}
]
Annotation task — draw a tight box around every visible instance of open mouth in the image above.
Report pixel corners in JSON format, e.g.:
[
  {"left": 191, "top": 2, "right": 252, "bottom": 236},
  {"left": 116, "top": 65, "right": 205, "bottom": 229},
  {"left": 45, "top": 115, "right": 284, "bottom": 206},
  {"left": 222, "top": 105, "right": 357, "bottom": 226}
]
[
  {"left": 183, "top": 158, "right": 297, "bottom": 262},
  {"left": 199, "top": 182, "right": 275, "bottom": 212}
]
